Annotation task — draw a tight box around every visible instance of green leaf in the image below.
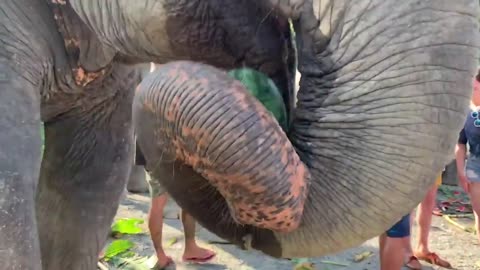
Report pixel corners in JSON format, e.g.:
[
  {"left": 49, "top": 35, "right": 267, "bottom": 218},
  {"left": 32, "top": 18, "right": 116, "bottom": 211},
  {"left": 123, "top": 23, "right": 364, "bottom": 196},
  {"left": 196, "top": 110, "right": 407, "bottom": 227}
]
[
  {"left": 121, "top": 257, "right": 151, "bottom": 270},
  {"left": 119, "top": 251, "right": 136, "bottom": 258},
  {"left": 291, "top": 258, "right": 310, "bottom": 264},
  {"left": 104, "top": 239, "right": 135, "bottom": 261},
  {"left": 111, "top": 218, "right": 144, "bottom": 235},
  {"left": 293, "top": 262, "right": 315, "bottom": 270},
  {"left": 166, "top": 237, "right": 177, "bottom": 247},
  {"left": 109, "top": 255, "right": 152, "bottom": 270}
]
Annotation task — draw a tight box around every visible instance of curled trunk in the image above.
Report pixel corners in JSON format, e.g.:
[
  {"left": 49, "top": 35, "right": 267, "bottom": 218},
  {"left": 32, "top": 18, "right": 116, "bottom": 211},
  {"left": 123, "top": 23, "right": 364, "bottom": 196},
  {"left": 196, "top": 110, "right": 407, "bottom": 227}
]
[
  {"left": 134, "top": 62, "right": 309, "bottom": 232},
  {"left": 134, "top": 0, "right": 479, "bottom": 258}
]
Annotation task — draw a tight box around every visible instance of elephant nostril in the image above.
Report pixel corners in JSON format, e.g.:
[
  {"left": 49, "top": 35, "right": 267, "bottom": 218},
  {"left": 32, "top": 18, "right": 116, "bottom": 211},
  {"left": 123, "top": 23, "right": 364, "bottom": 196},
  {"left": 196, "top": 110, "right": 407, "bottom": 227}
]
[{"left": 230, "top": 200, "right": 302, "bottom": 233}]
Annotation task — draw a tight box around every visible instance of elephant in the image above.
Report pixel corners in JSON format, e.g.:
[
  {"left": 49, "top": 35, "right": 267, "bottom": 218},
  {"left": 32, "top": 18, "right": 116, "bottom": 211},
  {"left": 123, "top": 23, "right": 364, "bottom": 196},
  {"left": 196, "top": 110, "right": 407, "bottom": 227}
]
[
  {"left": 126, "top": 64, "right": 155, "bottom": 194},
  {"left": 0, "top": 1, "right": 295, "bottom": 269},
  {"left": 0, "top": 0, "right": 477, "bottom": 270},
  {"left": 133, "top": 0, "right": 480, "bottom": 260}
]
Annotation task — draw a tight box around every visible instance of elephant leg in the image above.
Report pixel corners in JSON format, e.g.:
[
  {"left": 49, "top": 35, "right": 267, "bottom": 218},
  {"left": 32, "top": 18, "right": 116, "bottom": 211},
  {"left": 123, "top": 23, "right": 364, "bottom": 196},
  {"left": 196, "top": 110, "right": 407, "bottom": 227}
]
[
  {"left": 0, "top": 64, "right": 42, "bottom": 269},
  {"left": 36, "top": 82, "right": 135, "bottom": 269},
  {"left": 126, "top": 165, "right": 148, "bottom": 193}
]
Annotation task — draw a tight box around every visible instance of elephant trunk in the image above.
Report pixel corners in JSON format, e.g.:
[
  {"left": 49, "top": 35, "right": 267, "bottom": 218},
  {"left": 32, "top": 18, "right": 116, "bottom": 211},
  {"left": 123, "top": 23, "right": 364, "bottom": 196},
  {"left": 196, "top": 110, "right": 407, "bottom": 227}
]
[
  {"left": 133, "top": 62, "right": 309, "bottom": 233},
  {"left": 134, "top": 0, "right": 479, "bottom": 259},
  {"left": 264, "top": 0, "right": 478, "bottom": 258}
]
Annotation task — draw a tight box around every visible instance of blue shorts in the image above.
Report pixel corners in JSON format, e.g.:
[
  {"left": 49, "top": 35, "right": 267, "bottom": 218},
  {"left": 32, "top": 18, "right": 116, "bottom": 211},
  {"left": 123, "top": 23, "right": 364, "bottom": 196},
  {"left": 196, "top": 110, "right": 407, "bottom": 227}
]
[
  {"left": 385, "top": 214, "right": 410, "bottom": 238},
  {"left": 466, "top": 156, "right": 480, "bottom": 182}
]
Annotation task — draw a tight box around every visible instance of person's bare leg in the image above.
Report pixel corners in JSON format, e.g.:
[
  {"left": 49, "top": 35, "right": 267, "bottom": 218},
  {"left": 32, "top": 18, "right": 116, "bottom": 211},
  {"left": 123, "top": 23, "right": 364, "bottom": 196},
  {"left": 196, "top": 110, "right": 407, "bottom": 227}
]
[
  {"left": 405, "top": 211, "right": 414, "bottom": 255},
  {"left": 415, "top": 185, "right": 437, "bottom": 254},
  {"left": 380, "top": 236, "right": 405, "bottom": 270},
  {"left": 403, "top": 210, "right": 422, "bottom": 269},
  {"left": 413, "top": 184, "right": 450, "bottom": 268},
  {"left": 181, "top": 209, "right": 216, "bottom": 262},
  {"left": 379, "top": 233, "right": 387, "bottom": 266},
  {"left": 149, "top": 194, "right": 172, "bottom": 268},
  {"left": 469, "top": 182, "right": 480, "bottom": 243}
]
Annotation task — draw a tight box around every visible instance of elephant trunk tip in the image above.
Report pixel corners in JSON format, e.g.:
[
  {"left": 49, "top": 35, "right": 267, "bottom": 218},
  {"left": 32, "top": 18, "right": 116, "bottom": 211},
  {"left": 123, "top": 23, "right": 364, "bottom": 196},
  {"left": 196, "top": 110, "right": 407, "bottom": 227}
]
[{"left": 225, "top": 156, "right": 310, "bottom": 233}]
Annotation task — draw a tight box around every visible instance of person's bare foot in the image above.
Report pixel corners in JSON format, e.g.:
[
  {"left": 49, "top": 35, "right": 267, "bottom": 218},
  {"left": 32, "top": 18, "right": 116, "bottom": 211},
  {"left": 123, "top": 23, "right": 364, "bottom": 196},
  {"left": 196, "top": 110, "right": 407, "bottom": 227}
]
[
  {"left": 414, "top": 251, "right": 451, "bottom": 269},
  {"left": 155, "top": 253, "right": 173, "bottom": 269},
  {"left": 182, "top": 244, "right": 216, "bottom": 263},
  {"left": 405, "top": 255, "right": 422, "bottom": 270}
]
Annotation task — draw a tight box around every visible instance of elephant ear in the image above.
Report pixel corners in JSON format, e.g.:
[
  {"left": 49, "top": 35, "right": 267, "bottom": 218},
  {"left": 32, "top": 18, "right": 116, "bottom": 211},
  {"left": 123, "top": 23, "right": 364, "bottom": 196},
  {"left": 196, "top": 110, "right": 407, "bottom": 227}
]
[{"left": 228, "top": 68, "right": 289, "bottom": 132}]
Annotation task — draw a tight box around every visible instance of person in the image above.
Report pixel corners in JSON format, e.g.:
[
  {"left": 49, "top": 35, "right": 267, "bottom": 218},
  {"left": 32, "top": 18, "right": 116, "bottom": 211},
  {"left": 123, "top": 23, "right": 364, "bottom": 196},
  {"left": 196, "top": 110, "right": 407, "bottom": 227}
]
[
  {"left": 404, "top": 172, "right": 451, "bottom": 269},
  {"left": 379, "top": 214, "right": 411, "bottom": 270},
  {"left": 135, "top": 143, "right": 216, "bottom": 269},
  {"left": 134, "top": 67, "right": 288, "bottom": 269},
  {"left": 455, "top": 69, "right": 480, "bottom": 246}
]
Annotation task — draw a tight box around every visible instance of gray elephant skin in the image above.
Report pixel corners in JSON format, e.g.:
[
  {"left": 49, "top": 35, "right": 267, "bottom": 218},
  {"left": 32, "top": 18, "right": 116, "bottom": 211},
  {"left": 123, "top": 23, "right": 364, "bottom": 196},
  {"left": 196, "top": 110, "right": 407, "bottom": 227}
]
[{"left": 0, "top": 0, "right": 478, "bottom": 270}]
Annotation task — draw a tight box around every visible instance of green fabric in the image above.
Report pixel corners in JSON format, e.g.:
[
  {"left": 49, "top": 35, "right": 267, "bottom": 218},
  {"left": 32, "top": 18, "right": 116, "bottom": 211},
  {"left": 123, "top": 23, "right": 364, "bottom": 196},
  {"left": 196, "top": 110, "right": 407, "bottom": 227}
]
[{"left": 228, "top": 68, "right": 288, "bottom": 131}]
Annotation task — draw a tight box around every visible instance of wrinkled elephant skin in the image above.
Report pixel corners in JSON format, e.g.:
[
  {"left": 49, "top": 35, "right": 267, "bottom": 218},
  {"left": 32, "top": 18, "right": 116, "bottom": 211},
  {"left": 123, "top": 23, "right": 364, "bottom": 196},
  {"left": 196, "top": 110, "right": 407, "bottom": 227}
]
[
  {"left": 134, "top": 0, "right": 480, "bottom": 259},
  {"left": 0, "top": 0, "right": 294, "bottom": 269}
]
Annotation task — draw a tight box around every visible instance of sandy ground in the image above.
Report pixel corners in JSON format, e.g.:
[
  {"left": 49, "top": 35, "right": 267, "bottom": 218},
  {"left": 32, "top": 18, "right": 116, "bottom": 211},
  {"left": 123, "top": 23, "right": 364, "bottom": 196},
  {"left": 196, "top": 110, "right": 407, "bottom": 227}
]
[{"left": 105, "top": 189, "right": 480, "bottom": 270}]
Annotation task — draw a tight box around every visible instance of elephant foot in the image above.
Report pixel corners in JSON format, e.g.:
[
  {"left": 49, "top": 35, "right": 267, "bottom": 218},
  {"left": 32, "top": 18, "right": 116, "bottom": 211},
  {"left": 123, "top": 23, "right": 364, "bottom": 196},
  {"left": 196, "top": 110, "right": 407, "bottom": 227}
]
[
  {"left": 36, "top": 184, "right": 124, "bottom": 270},
  {"left": 0, "top": 172, "right": 43, "bottom": 270},
  {"left": 126, "top": 165, "right": 149, "bottom": 193}
]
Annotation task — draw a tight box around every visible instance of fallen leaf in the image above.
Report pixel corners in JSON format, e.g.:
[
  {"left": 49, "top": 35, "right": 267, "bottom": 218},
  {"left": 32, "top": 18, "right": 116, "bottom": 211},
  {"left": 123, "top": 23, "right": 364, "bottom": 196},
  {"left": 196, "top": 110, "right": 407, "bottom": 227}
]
[
  {"left": 111, "top": 218, "right": 144, "bottom": 235},
  {"left": 111, "top": 232, "right": 124, "bottom": 239},
  {"left": 104, "top": 240, "right": 135, "bottom": 261},
  {"left": 97, "top": 262, "right": 109, "bottom": 270},
  {"left": 143, "top": 255, "right": 158, "bottom": 269},
  {"left": 166, "top": 237, "right": 178, "bottom": 247},
  {"left": 294, "top": 262, "right": 315, "bottom": 270},
  {"left": 291, "top": 258, "right": 309, "bottom": 264},
  {"left": 108, "top": 255, "right": 151, "bottom": 270},
  {"left": 319, "top": 260, "right": 349, "bottom": 267},
  {"left": 353, "top": 251, "right": 373, "bottom": 262}
]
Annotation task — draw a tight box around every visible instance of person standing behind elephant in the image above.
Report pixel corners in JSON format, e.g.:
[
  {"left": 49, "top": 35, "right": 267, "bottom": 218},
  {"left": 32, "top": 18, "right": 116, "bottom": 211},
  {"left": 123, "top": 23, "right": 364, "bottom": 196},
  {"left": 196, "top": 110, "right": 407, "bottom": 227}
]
[
  {"left": 379, "top": 214, "right": 411, "bottom": 270},
  {"left": 455, "top": 69, "right": 480, "bottom": 245},
  {"left": 404, "top": 171, "right": 451, "bottom": 269},
  {"left": 135, "top": 63, "right": 216, "bottom": 269},
  {"left": 135, "top": 67, "right": 289, "bottom": 269},
  {"left": 135, "top": 143, "right": 216, "bottom": 269}
]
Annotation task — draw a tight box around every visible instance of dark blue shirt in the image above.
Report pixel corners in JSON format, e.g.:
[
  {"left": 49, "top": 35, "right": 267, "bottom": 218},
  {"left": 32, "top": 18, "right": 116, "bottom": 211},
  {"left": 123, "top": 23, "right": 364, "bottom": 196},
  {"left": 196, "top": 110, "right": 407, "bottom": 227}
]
[{"left": 458, "top": 108, "right": 480, "bottom": 158}]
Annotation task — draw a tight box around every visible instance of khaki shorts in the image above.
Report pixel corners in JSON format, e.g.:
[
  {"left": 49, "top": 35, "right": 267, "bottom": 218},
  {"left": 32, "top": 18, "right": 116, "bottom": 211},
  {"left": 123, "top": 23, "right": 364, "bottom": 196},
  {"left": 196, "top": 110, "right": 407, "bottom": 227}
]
[
  {"left": 146, "top": 175, "right": 167, "bottom": 198},
  {"left": 435, "top": 172, "right": 442, "bottom": 187}
]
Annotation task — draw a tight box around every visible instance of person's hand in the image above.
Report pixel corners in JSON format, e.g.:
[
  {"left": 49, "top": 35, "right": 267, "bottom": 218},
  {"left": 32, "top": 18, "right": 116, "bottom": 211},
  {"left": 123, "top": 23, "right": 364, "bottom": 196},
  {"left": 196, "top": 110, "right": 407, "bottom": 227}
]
[{"left": 458, "top": 173, "right": 470, "bottom": 193}]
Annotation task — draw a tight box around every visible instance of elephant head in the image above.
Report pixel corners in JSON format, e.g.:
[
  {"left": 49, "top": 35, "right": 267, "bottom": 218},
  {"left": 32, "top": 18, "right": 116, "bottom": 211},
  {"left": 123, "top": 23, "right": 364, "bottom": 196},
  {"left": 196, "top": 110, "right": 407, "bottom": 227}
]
[
  {"left": 66, "top": 0, "right": 297, "bottom": 127},
  {"left": 133, "top": 0, "right": 479, "bottom": 258}
]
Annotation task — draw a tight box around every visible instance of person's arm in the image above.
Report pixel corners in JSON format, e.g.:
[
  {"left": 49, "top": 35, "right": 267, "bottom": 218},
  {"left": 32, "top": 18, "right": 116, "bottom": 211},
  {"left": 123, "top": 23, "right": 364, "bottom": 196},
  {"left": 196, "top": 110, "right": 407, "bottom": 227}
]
[{"left": 455, "top": 128, "right": 469, "bottom": 192}]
